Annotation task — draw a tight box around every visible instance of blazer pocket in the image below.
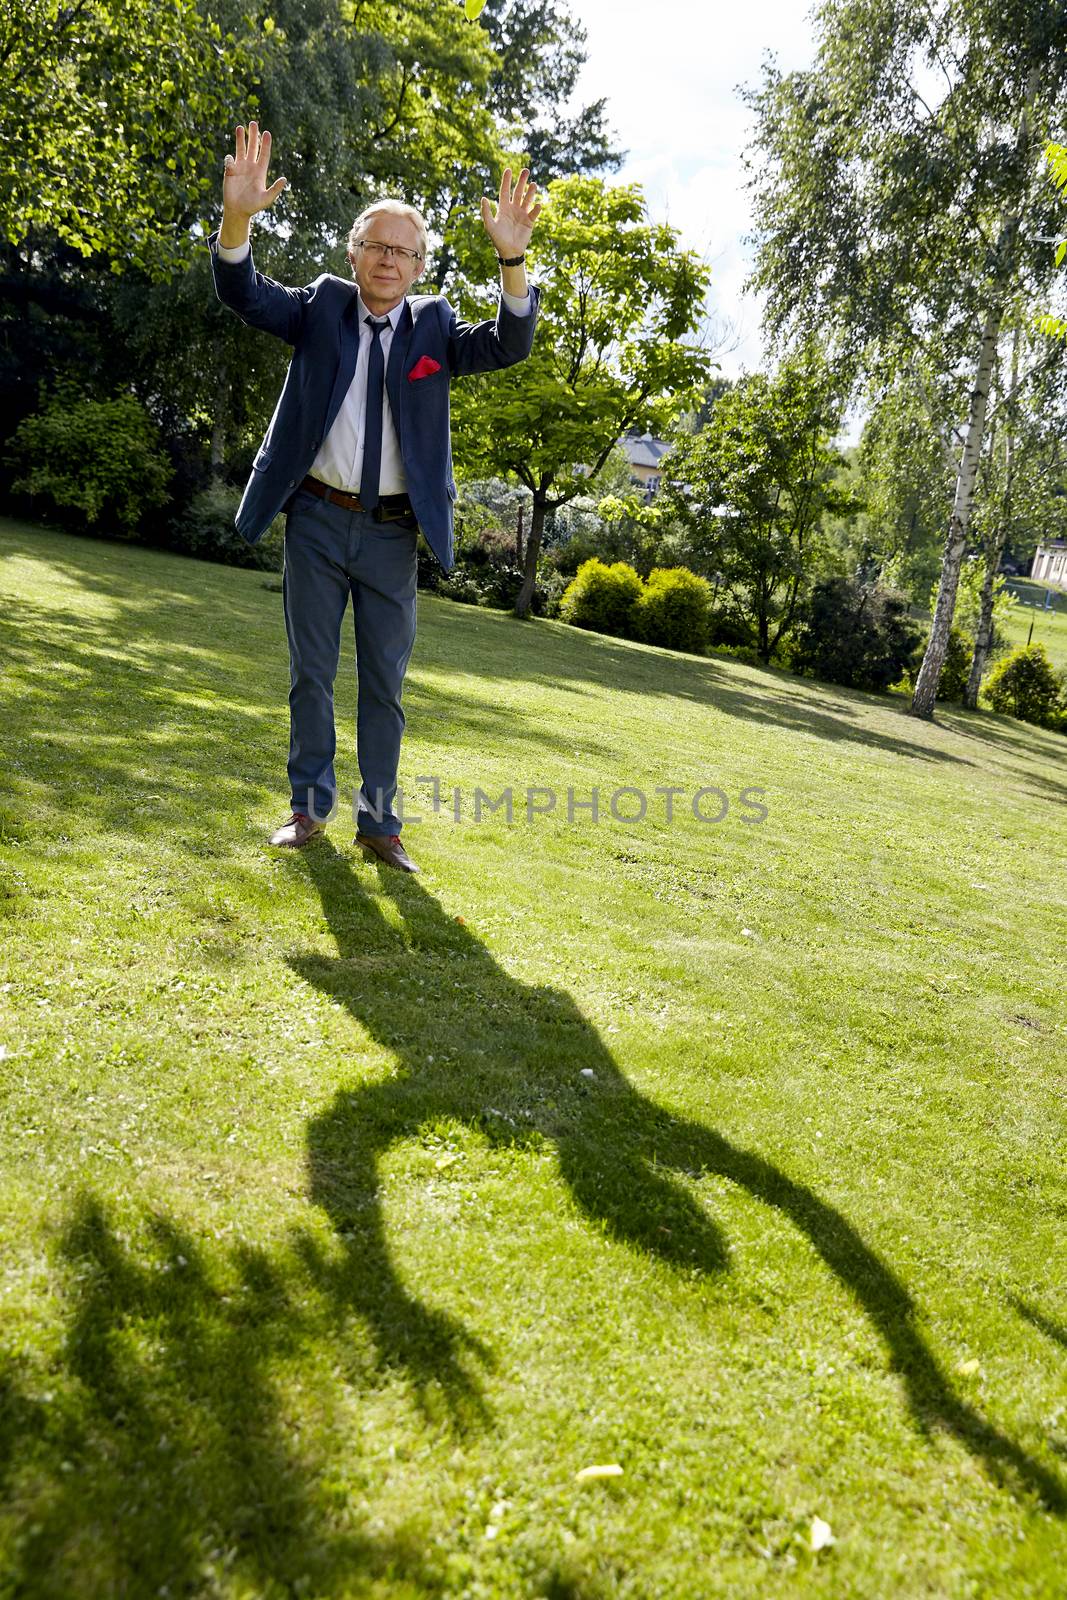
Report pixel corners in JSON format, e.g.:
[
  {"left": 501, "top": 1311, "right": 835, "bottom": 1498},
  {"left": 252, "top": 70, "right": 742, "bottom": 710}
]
[{"left": 252, "top": 446, "right": 273, "bottom": 471}]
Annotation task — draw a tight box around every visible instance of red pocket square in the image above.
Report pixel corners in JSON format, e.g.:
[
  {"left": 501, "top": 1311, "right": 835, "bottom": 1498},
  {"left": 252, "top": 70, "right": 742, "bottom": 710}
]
[{"left": 407, "top": 355, "right": 442, "bottom": 382}]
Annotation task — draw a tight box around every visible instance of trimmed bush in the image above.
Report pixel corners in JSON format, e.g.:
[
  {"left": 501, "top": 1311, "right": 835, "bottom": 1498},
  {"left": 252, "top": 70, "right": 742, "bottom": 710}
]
[
  {"left": 559, "top": 558, "right": 643, "bottom": 638},
  {"left": 792, "top": 576, "right": 923, "bottom": 692},
  {"left": 634, "top": 566, "right": 713, "bottom": 653},
  {"left": 6, "top": 393, "right": 171, "bottom": 534},
  {"left": 984, "top": 643, "right": 1066, "bottom": 728},
  {"left": 170, "top": 480, "right": 285, "bottom": 571}
]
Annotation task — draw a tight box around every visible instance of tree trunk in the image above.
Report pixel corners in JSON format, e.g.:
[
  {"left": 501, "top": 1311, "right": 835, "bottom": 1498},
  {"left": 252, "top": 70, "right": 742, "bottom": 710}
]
[
  {"left": 910, "top": 82, "right": 1035, "bottom": 720},
  {"left": 909, "top": 304, "right": 1001, "bottom": 718},
  {"left": 965, "top": 325, "right": 1019, "bottom": 709},
  {"left": 516, "top": 503, "right": 524, "bottom": 568},
  {"left": 515, "top": 495, "right": 547, "bottom": 618}
]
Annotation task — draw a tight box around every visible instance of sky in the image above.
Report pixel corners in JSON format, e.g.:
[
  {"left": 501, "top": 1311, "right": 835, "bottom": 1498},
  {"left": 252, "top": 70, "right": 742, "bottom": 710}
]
[{"left": 564, "top": 0, "right": 818, "bottom": 379}]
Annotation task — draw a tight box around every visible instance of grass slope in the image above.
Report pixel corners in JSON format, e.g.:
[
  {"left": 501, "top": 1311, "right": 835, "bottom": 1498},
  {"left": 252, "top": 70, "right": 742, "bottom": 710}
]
[{"left": 1, "top": 518, "right": 1065, "bottom": 1600}]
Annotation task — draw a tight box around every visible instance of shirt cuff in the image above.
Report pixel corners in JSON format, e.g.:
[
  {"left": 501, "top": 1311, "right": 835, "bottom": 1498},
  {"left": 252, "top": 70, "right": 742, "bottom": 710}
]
[
  {"left": 216, "top": 239, "right": 251, "bottom": 263},
  {"left": 500, "top": 288, "right": 532, "bottom": 316}
]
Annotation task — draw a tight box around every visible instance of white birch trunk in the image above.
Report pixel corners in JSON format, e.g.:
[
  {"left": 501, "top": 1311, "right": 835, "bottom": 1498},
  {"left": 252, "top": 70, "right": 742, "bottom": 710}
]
[
  {"left": 910, "top": 80, "right": 1037, "bottom": 720},
  {"left": 965, "top": 326, "right": 1019, "bottom": 708}
]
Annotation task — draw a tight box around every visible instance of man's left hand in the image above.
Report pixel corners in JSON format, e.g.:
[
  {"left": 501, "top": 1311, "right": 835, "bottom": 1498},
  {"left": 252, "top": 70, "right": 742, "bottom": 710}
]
[{"left": 481, "top": 166, "right": 542, "bottom": 259}]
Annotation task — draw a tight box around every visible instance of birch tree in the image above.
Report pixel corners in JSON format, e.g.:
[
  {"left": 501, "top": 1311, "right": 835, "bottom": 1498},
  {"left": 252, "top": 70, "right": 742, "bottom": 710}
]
[{"left": 744, "top": 0, "right": 1067, "bottom": 719}]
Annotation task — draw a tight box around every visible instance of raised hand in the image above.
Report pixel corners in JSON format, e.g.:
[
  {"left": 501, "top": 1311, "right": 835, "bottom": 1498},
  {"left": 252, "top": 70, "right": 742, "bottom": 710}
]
[
  {"left": 222, "top": 121, "right": 288, "bottom": 220},
  {"left": 480, "top": 166, "right": 542, "bottom": 259}
]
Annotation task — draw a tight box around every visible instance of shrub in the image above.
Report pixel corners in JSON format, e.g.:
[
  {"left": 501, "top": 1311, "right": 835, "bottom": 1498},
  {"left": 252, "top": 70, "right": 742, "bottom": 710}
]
[
  {"left": 559, "top": 558, "right": 643, "bottom": 638},
  {"left": 634, "top": 566, "right": 713, "bottom": 653},
  {"left": 792, "top": 576, "right": 923, "bottom": 692},
  {"left": 984, "top": 643, "right": 1066, "bottom": 727},
  {"left": 936, "top": 625, "right": 974, "bottom": 703},
  {"left": 6, "top": 392, "right": 172, "bottom": 534},
  {"left": 710, "top": 643, "right": 764, "bottom": 668},
  {"left": 437, "top": 571, "right": 481, "bottom": 606},
  {"left": 169, "top": 480, "right": 285, "bottom": 571},
  {"left": 707, "top": 608, "right": 753, "bottom": 649}
]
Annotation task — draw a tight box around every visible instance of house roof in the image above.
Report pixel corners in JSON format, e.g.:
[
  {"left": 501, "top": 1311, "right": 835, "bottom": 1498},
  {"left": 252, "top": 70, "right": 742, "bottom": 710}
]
[{"left": 622, "top": 431, "right": 671, "bottom": 470}]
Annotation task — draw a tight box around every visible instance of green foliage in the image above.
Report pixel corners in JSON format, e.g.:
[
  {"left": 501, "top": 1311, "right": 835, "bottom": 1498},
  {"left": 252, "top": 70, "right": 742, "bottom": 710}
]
[
  {"left": 855, "top": 381, "right": 955, "bottom": 603},
  {"left": 558, "top": 559, "right": 714, "bottom": 654},
  {"left": 935, "top": 625, "right": 975, "bottom": 704},
  {"left": 0, "top": 0, "right": 260, "bottom": 276},
  {"left": 634, "top": 566, "right": 713, "bottom": 654},
  {"left": 659, "top": 347, "right": 856, "bottom": 662},
  {"left": 927, "top": 558, "right": 1016, "bottom": 660},
  {"left": 1038, "top": 141, "right": 1067, "bottom": 339},
  {"left": 792, "top": 576, "right": 923, "bottom": 694},
  {"left": 170, "top": 481, "right": 285, "bottom": 570},
  {"left": 984, "top": 643, "right": 1066, "bottom": 728},
  {"left": 559, "top": 558, "right": 644, "bottom": 639},
  {"left": 745, "top": 1, "right": 1067, "bottom": 371},
  {"left": 6, "top": 394, "right": 171, "bottom": 533},
  {"left": 450, "top": 175, "right": 712, "bottom": 509},
  {"left": 706, "top": 608, "right": 753, "bottom": 649}
]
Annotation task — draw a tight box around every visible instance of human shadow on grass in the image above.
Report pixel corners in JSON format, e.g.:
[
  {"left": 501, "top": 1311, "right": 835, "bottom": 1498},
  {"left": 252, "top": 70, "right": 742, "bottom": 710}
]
[
  {"left": 0, "top": 1196, "right": 451, "bottom": 1600},
  {"left": 294, "top": 841, "right": 1065, "bottom": 1513}
]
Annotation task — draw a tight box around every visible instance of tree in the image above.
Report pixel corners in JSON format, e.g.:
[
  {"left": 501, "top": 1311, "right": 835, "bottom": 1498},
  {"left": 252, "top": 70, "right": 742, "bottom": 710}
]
[
  {"left": 447, "top": 175, "right": 713, "bottom": 616},
  {"left": 478, "top": 0, "right": 623, "bottom": 184},
  {"left": 852, "top": 377, "right": 957, "bottom": 601},
  {"left": 964, "top": 328, "right": 1067, "bottom": 703},
  {"left": 0, "top": 0, "right": 258, "bottom": 275},
  {"left": 658, "top": 349, "right": 857, "bottom": 663},
  {"left": 745, "top": 0, "right": 1067, "bottom": 718}
]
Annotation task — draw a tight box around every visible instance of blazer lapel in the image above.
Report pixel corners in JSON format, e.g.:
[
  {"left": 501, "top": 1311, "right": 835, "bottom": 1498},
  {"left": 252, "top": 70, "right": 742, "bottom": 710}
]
[{"left": 322, "top": 289, "right": 362, "bottom": 441}]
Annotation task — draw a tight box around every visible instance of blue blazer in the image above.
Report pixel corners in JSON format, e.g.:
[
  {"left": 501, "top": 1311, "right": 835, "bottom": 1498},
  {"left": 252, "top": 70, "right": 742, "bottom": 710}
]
[{"left": 209, "top": 232, "right": 540, "bottom": 573}]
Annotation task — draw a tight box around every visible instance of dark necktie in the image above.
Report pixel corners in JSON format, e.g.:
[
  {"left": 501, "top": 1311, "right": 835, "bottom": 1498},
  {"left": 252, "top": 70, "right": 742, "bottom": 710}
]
[{"left": 361, "top": 315, "right": 389, "bottom": 511}]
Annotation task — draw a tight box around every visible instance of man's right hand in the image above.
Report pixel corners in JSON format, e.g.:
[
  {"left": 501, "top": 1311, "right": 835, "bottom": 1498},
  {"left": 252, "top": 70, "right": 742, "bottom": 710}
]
[{"left": 220, "top": 121, "right": 287, "bottom": 247}]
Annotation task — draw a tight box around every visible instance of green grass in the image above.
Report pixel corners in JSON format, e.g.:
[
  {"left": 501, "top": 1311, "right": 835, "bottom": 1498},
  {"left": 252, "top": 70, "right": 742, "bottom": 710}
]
[
  {"left": 1000, "top": 581, "right": 1067, "bottom": 671},
  {"left": 1, "top": 516, "right": 1066, "bottom": 1599}
]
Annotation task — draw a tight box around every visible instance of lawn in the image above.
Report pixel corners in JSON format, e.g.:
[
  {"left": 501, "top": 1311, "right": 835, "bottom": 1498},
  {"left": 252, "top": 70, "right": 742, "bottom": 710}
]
[
  {"left": 999, "top": 585, "right": 1067, "bottom": 672},
  {"left": 1, "top": 517, "right": 1065, "bottom": 1600}
]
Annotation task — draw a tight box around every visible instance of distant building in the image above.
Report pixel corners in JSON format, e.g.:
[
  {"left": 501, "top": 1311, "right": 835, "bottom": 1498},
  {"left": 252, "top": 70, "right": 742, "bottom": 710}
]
[
  {"left": 621, "top": 431, "right": 672, "bottom": 501},
  {"left": 1031, "top": 542, "right": 1067, "bottom": 587}
]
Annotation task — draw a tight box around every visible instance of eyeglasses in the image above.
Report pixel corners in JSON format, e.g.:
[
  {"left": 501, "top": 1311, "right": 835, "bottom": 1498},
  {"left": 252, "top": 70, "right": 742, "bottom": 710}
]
[{"left": 354, "top": 239, "right": 423, "bottom": 263}]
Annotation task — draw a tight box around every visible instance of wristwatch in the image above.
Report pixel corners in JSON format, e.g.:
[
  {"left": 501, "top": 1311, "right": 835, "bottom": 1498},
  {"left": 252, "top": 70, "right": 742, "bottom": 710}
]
[{"left": 496, "top": 253, "right": 526, "bottom": 267}]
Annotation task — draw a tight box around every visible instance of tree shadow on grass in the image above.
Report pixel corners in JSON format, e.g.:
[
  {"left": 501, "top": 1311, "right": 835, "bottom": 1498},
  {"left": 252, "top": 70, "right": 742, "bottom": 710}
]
[
  {"left": 295, "top": 841, "right": 1065, "bottom": 1514},
  {"left": 9, "top": 523, "right": 1059, "bottom": 798},
  {"left": 1009, "top": 1295, "right": 1067, "bottom": 1352},
  {"left": 0, "top": 1196, "right": 451, "bottom": 1599}
]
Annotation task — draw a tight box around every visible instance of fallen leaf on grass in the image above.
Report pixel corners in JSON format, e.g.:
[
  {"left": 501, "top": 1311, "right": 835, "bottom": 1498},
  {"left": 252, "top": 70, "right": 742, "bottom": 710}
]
[
  {"left": 955, "top": 1357, "right": 981, "bottom": 1376},
  {"left": 575, "top": 1463, "right": 623, "bottom": 1482}
]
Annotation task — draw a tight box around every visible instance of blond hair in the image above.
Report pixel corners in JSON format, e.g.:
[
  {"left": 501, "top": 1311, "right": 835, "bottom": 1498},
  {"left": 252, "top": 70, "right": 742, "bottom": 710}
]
[{"left": 347, "top": 199, "right": 429, "bottom": 261}]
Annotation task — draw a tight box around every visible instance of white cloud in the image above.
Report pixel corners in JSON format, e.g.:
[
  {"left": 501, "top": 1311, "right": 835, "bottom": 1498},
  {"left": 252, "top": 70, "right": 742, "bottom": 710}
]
[{"left": 564, "top": 0, "right": 818, "bottom": 377}]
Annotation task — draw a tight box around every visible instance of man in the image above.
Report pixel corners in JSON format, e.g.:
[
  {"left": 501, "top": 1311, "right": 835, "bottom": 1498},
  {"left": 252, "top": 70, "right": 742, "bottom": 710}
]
[{"left": 210, "top": 121, "right": 541, "bottom": 872}]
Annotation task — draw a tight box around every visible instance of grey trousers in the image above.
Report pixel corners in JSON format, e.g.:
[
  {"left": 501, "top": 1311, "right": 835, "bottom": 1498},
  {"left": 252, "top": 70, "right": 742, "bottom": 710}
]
[{"left": 282, "top": 487, "right": 419, "bottom": 835}]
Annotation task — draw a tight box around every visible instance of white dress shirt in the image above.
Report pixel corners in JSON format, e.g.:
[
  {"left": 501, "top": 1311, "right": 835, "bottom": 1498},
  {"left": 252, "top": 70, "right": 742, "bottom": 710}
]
[{"left": 217, "top": 238, "right": 532, "bottom": 495}]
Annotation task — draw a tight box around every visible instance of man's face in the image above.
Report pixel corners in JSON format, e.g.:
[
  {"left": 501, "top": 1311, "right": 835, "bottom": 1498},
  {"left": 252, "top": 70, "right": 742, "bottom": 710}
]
[{"left": 347, "top": 212, "right": 426, "bottom": 312}]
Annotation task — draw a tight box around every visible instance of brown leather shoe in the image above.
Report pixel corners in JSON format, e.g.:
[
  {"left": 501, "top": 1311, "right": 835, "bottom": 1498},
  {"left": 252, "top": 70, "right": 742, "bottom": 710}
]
[
  {"left": 268, "top": 811, "right": 325, "bottom": 848},
  {"left": 355, "top": 832, "right": 420, "bottom": 873}
]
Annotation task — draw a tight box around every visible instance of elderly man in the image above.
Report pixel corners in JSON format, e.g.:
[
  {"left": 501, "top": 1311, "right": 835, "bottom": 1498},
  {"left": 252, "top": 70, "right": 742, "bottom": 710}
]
[{"left": 210, "top": 121, "right": 541, "bottom": 872}]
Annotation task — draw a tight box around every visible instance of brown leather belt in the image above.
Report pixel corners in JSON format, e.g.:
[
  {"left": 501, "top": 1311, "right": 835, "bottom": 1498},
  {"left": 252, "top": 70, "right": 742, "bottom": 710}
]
[{"left": 299, "top": 475, "right": 415, "bottom": 523}]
